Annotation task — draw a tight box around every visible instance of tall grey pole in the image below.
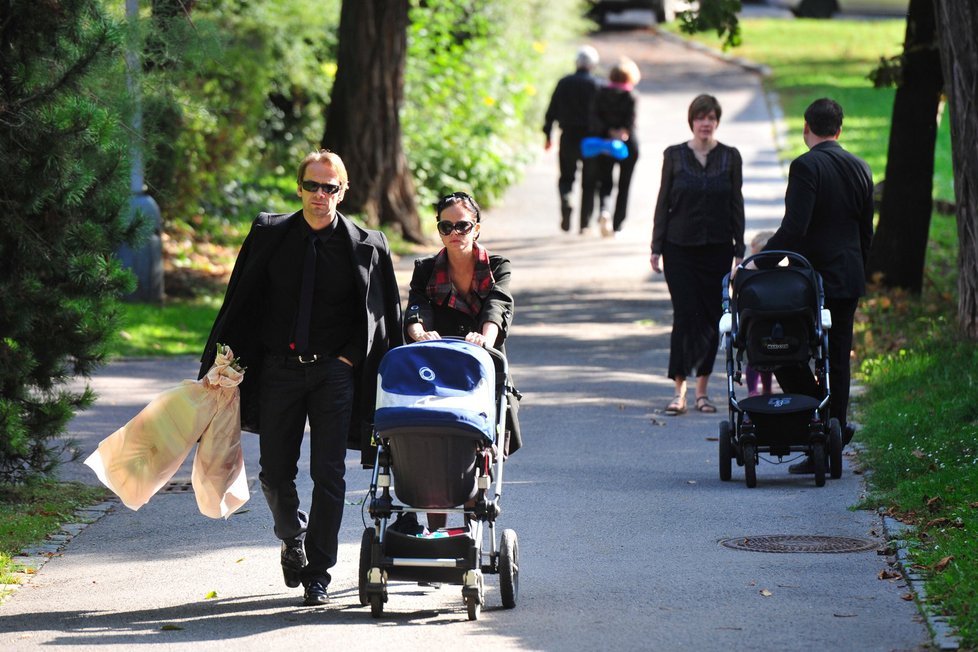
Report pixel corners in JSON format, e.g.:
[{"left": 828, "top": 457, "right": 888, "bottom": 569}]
[{"left": 118, "top": 0, "right": 164, "bottom": 303}]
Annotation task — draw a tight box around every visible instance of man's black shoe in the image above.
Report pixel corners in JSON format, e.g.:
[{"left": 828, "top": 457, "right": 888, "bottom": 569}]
[
  {"left": 560, "top": 198, "right": 572, "bottom": 232},
  {"left": 281, "top": 539, "right": 306, "bottom": 589},
  {"left": 843, "top": 424, "right": 856, "bottom": 446},
  {"left": 303, "top": 581, "right": 329, "bottom": 606},
  {"left": 788, "top": 456, "right": 816, "bottom": 474}
]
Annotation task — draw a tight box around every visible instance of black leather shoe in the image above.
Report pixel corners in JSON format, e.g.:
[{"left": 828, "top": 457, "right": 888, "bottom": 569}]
[
  {"left": 788, "top": 456, "right": 816, "bottom": 474},
  {"left": 843, "top": 424, "right": 856, "bottom": 446},
  {"left": 281, "top": 539, "right": 306, "bottom": 588},
  {"left": 303, "top": 580, "right": 329, "bottom": 606}
]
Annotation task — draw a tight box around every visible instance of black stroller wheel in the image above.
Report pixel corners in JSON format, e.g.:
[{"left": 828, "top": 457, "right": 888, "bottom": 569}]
[
  {"left": 828, "top": 418, "right": 843, "bottom": 479},
  {"left": 812, "top": 443, "right": 826, "bottom": 487},
  {"left": 719, "top": 421, "right": 733, "bottom": 481},
  {"left": 370, "top": 593, "right": 384, "bottom": 618},
  {"left": 499, "top": 529, "right": 519, "bottom": 608},
  {"left": 358, "top": 528, "right": 373, "bottom": 606},
  {"left": 743, "top": 443, "right": 757, "bottom": 488}
]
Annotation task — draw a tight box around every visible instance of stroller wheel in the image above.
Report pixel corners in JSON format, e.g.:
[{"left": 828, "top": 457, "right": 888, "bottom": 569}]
[
  {"left": 743, "top": 443, "right": 757, "bottom": 488},
  {"left": 812, "top": 443, "right": 826, "bottom": 487},
  {"left": 370, "top": 593, "right": 385, "bottom": 618},
  {"left": 499, "top": 529, "right": 519, "bottom": 609},
  {"left": 828, "top": 418, "right": 843, "bottom": 479},
  {"left": 358, "top": 528, "right": 373, "bottom": 606},
  {"left": 718, "top": 421, "right": 733, "bottom": 481}
]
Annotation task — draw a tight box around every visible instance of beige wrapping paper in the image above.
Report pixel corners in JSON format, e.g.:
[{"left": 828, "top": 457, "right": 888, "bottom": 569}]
[{"left": 84, "top": 345, "right": 249, "bottom": 519}]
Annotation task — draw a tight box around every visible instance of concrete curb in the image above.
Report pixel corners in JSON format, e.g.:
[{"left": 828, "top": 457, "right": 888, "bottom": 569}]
[
  {"left": 879, "top": 512, "right": 962, "bottom": 651},
  {"left": 0, "top": 499, "right": 118, "bottom": 605}
]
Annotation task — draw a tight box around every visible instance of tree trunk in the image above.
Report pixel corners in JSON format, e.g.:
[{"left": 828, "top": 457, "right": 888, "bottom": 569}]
[
  {"left": 323, "top": 0, "right": 423, "bottom": 243},
  {"left": 934, "top": 1, "right": 978, "bottom": 338},
  {"left": 866, "top": 0, "right": 943, "bottom": 293}
]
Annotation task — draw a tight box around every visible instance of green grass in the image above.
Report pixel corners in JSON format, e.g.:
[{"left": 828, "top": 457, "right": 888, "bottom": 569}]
[
  {"left": 0, "top": 481, "right": 110, "bottom": 591},
  {"left": 662, "top": 17, "right": 955, "bottom": 202},
  {"left": 112, "top": 297, "right": 222, "bottom": 358}
]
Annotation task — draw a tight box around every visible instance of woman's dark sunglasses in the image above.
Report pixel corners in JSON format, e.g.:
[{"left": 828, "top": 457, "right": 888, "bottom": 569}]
[
  {"left": 436, "top": 220, "right": 476, "bottom": 236},
  {"left": 301, "top": 180, "right": 341, "bottom": 195}
]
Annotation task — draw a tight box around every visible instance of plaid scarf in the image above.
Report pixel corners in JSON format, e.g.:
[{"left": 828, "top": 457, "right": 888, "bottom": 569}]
[{"left": 426, "top": 243, "right": 495, "bottom": 317}]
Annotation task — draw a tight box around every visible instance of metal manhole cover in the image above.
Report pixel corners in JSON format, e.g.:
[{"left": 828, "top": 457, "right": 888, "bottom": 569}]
[
  {"left": 720, "top": 535, "right": 879, "bottom": 554},
  {"left": 159, "top": 480, "right": 194, "bottom": 494}
]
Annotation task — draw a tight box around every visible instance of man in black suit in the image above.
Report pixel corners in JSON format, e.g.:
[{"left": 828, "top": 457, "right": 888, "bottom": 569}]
[
  {"left": 762, "top": 98, "right": 874, "bottom": 473},
  {"left": 199, "top": 149, "right": 402, "bottom": 605}
]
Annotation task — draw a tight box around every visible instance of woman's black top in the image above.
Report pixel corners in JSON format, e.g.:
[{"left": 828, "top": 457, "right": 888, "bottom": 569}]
[
  {"left": 403, "top": 250, "right": 514, "bottom": 350},
  {"left": 590, "top": 85, "right": 638, "bottom": 140},
  {"left": 651, "top": 142, "right": 745, "bottom": 257}
]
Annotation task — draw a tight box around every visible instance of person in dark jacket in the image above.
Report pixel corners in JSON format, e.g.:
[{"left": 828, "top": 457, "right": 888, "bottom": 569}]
[
  {"left": 543, "top": 45, "right": 601, "bottom": 232},
  {"left": 651, "top": 94, "right": 745, "bottom": 417},
  {"left": 198, "top": 149, "right": 402, "bottom": 606},
  {"left": 582, "top": 56, "right": 641, "bottom": 237},
  {"left": 759, "top": 98, "right": 874, "bottom": 474},
  {"left": 404, "top": 191, "right": 521, "bottom": 529}
]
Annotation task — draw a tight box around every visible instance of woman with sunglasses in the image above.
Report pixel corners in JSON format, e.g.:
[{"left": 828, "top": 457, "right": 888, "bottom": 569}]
[{"left": 404, "top": 192, "right": 521, "bottom": 531}]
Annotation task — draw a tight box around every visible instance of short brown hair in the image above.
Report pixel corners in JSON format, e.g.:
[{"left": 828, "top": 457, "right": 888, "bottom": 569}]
[
  {"left": 687, "top": 94, "right": 722, "bottom": 130},
  {"left": 296, "top": 149, "right": 348, "bottom": 186},
  {"left": 609, "top": 57, "right": 641, "bottom": 85}
]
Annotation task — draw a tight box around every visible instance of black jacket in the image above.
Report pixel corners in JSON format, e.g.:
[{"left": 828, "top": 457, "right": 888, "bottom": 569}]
[
  {"left": 764, "top": 140, "right": 874, "bottom": 299},
  {"left": 589, "top": 85, "right": 638, "bottom": 141},
  {"left": 543, "top": 69, "right": 602, "bottom": 136},
  {"left": 198, "top": 210, "right": 403, "bottom": 459}
]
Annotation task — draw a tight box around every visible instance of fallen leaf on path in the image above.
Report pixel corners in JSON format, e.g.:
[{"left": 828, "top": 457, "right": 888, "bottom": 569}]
[
  {"left": 926, "top": 496, "right": 942, "bottom": 511},
  {"left": 204, "top": 591, "right": 218, "bottom": 599},
  {"left": 759, "top": 589, "right": 773, "bottom": 597},
  {"left": 878, "top": 569, "right": 901, "bottom": 580},
  {"left": 933, "top": 556, "right": 954, "bottom": 572},
  {"left": 161, "top": 624, "right": 184, "bottom": 631},
  {"left": 901, "top": 593, "right": 914, "bottom": 601},
  {"left": 924, "top": 517, "right": 951, "bottom": 530},
  {"left": 235, "top": 558, "right": 245, "bottom": 564}
]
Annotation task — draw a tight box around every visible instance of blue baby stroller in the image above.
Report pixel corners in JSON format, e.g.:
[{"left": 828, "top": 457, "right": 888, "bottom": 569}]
[
  {"left": 718, "top": 251, "right": 844, "bottom": 488},
  {"left": 360, "top": 339, "right": 519, "bottom": 620}
]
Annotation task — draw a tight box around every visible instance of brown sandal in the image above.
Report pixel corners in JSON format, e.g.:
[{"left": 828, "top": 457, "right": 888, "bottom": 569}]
[
  {"left": 695, "top": 396, "right": 717, "bottom": 413},
  {"left": 664, "top": 395, "right": 687, "bottom": 416}
]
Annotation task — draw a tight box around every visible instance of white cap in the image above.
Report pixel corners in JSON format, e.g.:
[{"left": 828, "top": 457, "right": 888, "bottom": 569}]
[{"left": 576, "top": 45, "right": 599, "bottom": 70}]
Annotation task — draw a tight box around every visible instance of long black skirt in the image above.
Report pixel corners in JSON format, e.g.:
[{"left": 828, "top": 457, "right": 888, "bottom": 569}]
[{"left": 662, "top": 241, "right": 733, "bottom": 379}]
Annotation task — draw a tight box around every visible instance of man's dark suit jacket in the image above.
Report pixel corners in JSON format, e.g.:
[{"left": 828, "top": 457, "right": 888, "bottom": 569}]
[
  {"left": 764, "top": 140, "right": 874, "bottom": 298},
  {"left": 198, "top": 210, "right": 403, "bottom": 461}
]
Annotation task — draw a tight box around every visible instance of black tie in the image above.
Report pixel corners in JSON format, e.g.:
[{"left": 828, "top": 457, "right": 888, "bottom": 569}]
[{"left": 292, "top": 233, "right": 318, "bottom": 354}]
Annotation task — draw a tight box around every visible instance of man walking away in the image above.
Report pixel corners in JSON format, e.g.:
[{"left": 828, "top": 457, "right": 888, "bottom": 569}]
[
  {"left": 543, "top": 45, "right": 602, "bottom": 232},
  {"left": 761, "top": 98, "right": 874, "bottom": 474}
]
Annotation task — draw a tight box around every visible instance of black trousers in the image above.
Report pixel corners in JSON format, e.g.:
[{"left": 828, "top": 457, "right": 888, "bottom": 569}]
[
  {"left": 557, "top": 127, "right": 587, "bottom": 199},
  {"left": 774, "top": 297, "right": 858, "bottom": 428},
  {"left": 582, "top": 139, "right": 639, "bottom": 232},
  {"left": 258, "top": 355, "right": 354, "bottom": 586},
  {"left": 663, "top": 241, "right": 732, "bottom": 380}
]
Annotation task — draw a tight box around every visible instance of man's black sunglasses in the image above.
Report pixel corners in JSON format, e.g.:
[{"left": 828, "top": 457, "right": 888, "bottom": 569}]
[
  {"left": 436, "top": 220, "right": 476, "bottom": 236},
  {"left": 301, "top": 180, "right": 342, "bottom": 195}
]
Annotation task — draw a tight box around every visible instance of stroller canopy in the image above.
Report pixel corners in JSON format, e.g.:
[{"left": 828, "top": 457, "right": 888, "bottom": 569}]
[{"left": 375, "top": 340, "right": 497, "bottom": 442}]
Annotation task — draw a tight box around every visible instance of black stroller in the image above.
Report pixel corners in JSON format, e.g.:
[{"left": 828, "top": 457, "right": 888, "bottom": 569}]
[
  {"left": 360, "top": 339, "right": 519, "bottom": 620},
  {"left": 718, "top": 251, "right": 844, "bottom": 488}
]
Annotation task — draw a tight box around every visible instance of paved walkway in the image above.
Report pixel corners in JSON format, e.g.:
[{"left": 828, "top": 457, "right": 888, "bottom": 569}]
[{"left": 0, "top": 29, "right": 931, "bottom": 652}]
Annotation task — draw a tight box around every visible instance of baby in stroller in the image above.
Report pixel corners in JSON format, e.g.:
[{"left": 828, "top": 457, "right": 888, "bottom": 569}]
[{"left": 718, "top": 251, "right": 844, "bottom": 488}]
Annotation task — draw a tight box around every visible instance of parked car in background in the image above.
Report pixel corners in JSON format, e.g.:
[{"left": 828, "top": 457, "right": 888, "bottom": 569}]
[
  {"left": 767, "top": 0, "right": 908, "bottom": 18},
  {"left": 587, "top": 0, "right": 695, "bottom": 24}
]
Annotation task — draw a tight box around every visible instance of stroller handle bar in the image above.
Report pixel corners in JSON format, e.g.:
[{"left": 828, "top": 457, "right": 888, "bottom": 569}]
[
  {"left": 437, "top": 336, "right": 509, "bottom": 378},
  {"left": 722, "top": 249, "right": 825, "bottom": 308}
]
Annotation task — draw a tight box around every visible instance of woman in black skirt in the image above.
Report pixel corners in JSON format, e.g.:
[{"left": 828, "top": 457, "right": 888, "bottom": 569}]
[{"left": 650, "top": 94, "right": 745, "bottom": 415}]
